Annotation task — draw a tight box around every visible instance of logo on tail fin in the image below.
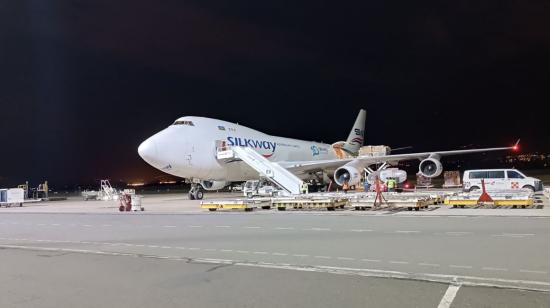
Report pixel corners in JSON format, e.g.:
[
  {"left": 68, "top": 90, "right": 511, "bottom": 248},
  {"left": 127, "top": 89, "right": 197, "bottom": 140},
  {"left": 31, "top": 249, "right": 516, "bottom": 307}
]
[
  {"left": 350, "top": 128, "right": 364, "bottom": 145},
  {"left": 342, "top": 109, "right": 366, "bottom": 155}
]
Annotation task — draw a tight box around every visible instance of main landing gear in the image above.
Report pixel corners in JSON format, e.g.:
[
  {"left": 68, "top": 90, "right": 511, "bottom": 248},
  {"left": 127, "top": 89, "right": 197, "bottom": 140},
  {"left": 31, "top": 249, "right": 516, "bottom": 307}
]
[{"left": 188, "top": 184, "right": 204, "bottom": 200}]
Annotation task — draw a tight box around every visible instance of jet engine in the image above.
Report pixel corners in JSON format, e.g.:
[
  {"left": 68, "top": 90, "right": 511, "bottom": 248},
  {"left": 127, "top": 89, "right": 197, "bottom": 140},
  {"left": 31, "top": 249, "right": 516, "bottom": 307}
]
[
  {"left": 201, "top": 180, "right": 229, "bottom": 191},
  {"left": 334, "top": 161, "right": 363, "bottom": 186},
  {"left": 418, "top": 158, "right": 443, "bottom": 178},
  {"left": 366, "top": 168, "right": 407, "bottom": 184},
  {"left": 379, "top": 168, "right": 407, "bottom": 183}
]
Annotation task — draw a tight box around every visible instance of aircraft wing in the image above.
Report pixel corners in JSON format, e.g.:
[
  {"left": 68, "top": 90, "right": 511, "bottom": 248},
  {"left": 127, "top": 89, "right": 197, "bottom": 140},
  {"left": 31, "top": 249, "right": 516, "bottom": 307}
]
[{"left": 278, "top": 142, "right": 518, "bottom": 174}]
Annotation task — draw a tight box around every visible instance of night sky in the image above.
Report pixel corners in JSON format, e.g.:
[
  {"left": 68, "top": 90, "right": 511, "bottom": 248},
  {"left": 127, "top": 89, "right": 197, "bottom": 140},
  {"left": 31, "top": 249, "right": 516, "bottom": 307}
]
[{"left": 1, "top": 1, "right": 549, "bottom": 187}]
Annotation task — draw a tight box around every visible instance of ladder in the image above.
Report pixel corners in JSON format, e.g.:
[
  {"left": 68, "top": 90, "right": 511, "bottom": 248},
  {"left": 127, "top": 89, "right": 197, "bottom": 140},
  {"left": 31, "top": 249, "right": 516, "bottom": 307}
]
[{"left": 224, "top": 146, "right": 304, "bottom": 195}]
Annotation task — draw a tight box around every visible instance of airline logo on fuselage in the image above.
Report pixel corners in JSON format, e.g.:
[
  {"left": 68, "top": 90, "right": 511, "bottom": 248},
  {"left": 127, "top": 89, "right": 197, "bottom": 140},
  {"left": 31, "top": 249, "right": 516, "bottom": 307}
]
[{"left": 227, "top": 137, "right": 277, "bottom": 158}]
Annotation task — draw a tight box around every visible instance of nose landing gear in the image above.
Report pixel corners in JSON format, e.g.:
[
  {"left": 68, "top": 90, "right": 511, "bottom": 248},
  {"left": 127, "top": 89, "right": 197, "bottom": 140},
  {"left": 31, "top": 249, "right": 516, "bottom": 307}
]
[{"left": 188, "top": 184, "right": 204, "bottom": 200}]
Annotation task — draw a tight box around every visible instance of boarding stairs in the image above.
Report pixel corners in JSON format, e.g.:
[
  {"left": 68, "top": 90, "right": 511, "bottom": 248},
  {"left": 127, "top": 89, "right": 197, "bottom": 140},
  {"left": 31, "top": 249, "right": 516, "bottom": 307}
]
[
  {"left": 100, "top": 180, "right": 119, "bottom": 201},
  {"left": 217, "top": 146, "right": 304, "bottom": 195}
]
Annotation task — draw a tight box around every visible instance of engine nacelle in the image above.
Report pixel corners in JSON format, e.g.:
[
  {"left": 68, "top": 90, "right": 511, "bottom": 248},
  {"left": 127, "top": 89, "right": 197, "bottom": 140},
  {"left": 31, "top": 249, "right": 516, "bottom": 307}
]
[
  {"left": 366, "top": 169, "right": 407, "bottom": 184},
  {"left": 201, "top": 180, "right": 229, "bottom": 191},
  {"left": 418, "top": 158, "right": 443, "bottom": 178},
  {"left": 334, "top": 163, "right": 362, "bottom": 186},
  {"left": 379, "top": 168, "right": 407, "bottom": 183}
]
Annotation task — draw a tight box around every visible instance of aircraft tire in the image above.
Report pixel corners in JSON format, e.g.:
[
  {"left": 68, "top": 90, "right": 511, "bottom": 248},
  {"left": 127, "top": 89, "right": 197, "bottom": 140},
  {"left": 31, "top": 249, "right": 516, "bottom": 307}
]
[{"left": 195, "top": 190, "right": 204, "bottom": 200}]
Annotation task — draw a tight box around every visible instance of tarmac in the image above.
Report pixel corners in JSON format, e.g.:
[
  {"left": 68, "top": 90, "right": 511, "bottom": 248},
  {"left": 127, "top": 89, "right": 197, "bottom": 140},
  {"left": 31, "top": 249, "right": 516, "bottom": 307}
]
[{"left": 1, "top": 192, "right": 550, "bottom": 307}]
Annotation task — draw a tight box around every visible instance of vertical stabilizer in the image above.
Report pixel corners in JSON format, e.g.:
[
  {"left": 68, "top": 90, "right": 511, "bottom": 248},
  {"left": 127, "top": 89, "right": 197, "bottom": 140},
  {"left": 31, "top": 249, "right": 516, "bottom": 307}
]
[{"left": 342, "top": 109, "right": 366, "bottom": 155}]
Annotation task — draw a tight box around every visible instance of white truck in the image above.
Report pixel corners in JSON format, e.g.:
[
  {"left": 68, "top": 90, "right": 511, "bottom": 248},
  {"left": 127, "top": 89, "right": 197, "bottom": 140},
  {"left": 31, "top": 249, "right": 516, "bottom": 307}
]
[
  {"left": 463, "top": 169, "right": 543, "bottom": 192},
  {"left": 0, "top": 188, "right": 25, "bottom": 207}
]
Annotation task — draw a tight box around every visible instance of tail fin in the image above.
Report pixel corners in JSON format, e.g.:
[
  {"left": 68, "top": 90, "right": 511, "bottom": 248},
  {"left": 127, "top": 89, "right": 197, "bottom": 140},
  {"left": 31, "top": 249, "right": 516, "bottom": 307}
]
[{"left": 342, "top": 109, "right": 366, "bottom": 155}]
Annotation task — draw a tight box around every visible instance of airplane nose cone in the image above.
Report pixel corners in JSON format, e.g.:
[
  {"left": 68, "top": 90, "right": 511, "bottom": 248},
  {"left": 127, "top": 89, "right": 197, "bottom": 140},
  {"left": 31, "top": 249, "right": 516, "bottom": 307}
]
[{"left": 138, "top": 138, "right": 159, "bottom": 165}]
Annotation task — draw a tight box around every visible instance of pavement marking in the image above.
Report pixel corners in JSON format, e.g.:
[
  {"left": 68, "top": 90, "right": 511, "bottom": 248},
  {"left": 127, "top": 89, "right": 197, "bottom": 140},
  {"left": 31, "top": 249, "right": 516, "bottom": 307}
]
[
  {"left": 361, "top": 259, "right": 381, "bottom": 263},
  {"left": 389, "top": 261, "right": 409, "bottom": 264},
  {"left": 82, "top": 225, "right": 93, "bottom": 227},
  {"left": 236, "top": 250, "right": 249, "bottom": 254},
  {"left": 520, "top": 270, "right": 548, "bottom": 274},
  {"left": 244, "top": 226, "right": 262, "bottom": 229},
  {"left": 419, "top": 263, "right": 440, "bottom": 267},
  {"left": 503, "top": 233, "right": 535, "bottom": 236},
  {"left": 253, "top": 251, "right": 268, "bottom": 255},
  {"left": 220, "top": 249, "right": 233, "bottom": 253},
  {"left": 188, "top": 225, "right": 203, "bottom": 228},
  {"left": 492, "top": 233, "right": 535, "bottom": 238},
  {"left": 272, "top": 252, "right": 288, "bottom": 256},
  {"left": 304, "top": 227, "right": 331, "bottom": 231},
  {"left": 147, "top": 245, "right": 159, "bottom": 248},
  {"left": 162, "top": 225, "right": 177, "bottom": 228},
  {"left": 337, "top": 257, "right": 355, "bottom": 261},
  {"left": 437, "top": 284, "right": 461, "bottom": 308},
  {"left": 349, "top": 229, "right": 373, "bottom": 232},
  {"left": 482, "top": 267, "right": 508, "bottom": 272},
  {"left": 215, "top": 225, "right": 231, "bottom": 228},
  {"left": 203, "top": 248, "right": 217, "bottom": 252},
  {"left": 188, "top": 247, "right": 201, "bottom": 251},
  {"left": 175, "top": 247, "right": 186, "bottom": 250},
  {"left": 394, "top": 230, "right": 420, "bottom": 234},
  {"left": 314, "top": 256, "right": 331, "bottom": 259},
  {"left": 161, "top": 246, "right": 172, "bottom": 249},
  {"left": 50, "top": 224, "right": 60, "bottom": 226},
  {"left": 2, "top": 244, "right": 550, "bottom": 291},
  {"left": 293, "top": 254, "right": 309, "bottom": 258},
  {"left": 450, "top": 265, "right": 473, "bottom": 269},
  {"left": 275, "top": 227, "right": 294, "bottom": 230},
  {"left": 445, "top": 232, "right": 472, "bottom": 235}
]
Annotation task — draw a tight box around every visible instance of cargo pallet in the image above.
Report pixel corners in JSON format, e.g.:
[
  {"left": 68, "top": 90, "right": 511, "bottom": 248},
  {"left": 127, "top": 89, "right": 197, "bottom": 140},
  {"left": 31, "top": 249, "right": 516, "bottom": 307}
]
[
  {"left": 352, "top": 200, "right": 432, "bottom": 211},
  {"left": 200, "top": 199, "right": 271, "bottom": 212},
  {"left": 445, "top": 199, "right": 534, "bottom": 208},
  {"left": 272, "top": 198, "right": 349, "bottom": 211},
  {"left": 349, "top": 192, "right": 445, "bottom": 211},
  {"left": 444, "top": 191, "right": 534, "bottom": 208}
]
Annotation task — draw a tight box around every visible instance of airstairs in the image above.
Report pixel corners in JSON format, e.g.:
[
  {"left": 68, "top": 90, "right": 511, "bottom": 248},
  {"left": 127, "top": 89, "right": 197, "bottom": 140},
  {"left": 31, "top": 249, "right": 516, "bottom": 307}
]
[{"left": 217, "top": 146, "right": 304, "bottom": 195}]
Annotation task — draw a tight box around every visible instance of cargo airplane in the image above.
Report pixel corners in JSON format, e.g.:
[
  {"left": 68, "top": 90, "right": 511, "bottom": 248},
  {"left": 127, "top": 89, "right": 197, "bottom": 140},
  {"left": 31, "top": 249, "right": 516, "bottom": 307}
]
[{"left": 138, "top": 110, "right": 518, "bottom": 199}]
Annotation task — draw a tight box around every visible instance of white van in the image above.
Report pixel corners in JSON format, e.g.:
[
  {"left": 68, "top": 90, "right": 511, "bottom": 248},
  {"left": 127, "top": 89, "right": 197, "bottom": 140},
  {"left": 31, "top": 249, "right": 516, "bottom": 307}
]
[{"left": 463, "top": 169, "right": 543, "bottom": 192}]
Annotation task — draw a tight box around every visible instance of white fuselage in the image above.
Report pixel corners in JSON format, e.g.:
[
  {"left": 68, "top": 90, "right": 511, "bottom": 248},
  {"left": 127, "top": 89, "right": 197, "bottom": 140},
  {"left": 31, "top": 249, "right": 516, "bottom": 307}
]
[{"left": 138, "top": 116, "right": 338, "bottom": 181}]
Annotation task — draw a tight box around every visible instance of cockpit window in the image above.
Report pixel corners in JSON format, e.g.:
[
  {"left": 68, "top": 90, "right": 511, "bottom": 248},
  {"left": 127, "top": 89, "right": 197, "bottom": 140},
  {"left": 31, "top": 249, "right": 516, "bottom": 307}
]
[{"left": 173, "top": 120, "right": 195, "bottom": 126}]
